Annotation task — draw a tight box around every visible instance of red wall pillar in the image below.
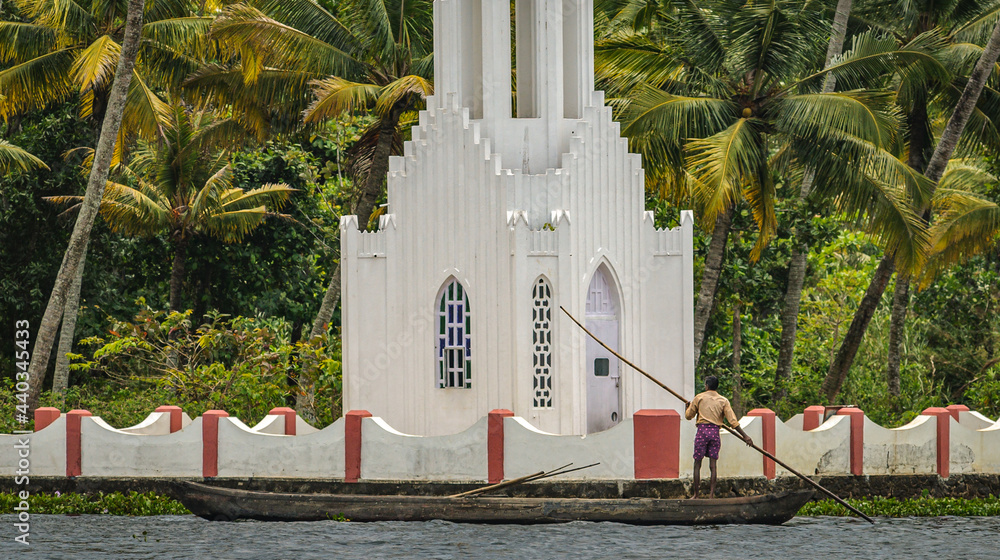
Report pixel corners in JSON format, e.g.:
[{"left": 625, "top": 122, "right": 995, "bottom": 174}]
[
  {"left": 836, "top": 408, "right": 865, "bottom": 476},
  {"left": 345, "top": 410, "right": 372, "bottom": 482},
  {"left": 66, "top": 409, "right": 92, "bottom": 477},
  {"left": 269, "top": 407, "right": 297, "bottom": 435},
  {"left": 633, "top": 409, "right": 680, "bottom": 479},
  {"left": 34, "top": 407, "right": 60, "bottom": 432},
  {"left": 802, "top": 405, "right": 825, "bottom": 431},
  {"left": 747, "top": 409, "right": 776, "bottom": 479},
  {"left": 201, "top": 410, "right": 229, "bottom": 478},
  {"left": 945, "top": 404, "right": 970, "bottom": 423},
  {"left": 488, "top": 409, "right": 514, "bottom": 483},
  {"left": 923, "top": 407, "right": 951, "bottom": 478},
  {"left": 154, "top": 405, "right": 183, "bottom": 433}
]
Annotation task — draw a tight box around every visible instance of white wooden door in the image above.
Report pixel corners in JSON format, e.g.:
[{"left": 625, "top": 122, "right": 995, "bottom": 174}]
[{"left": 585, "top": 268, "right": 620, "bottom": 433}]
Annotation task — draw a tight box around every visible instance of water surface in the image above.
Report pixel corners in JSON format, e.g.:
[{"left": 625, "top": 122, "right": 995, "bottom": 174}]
[{"left": 2, "top": 514, "right": 997, "bottom": 559}]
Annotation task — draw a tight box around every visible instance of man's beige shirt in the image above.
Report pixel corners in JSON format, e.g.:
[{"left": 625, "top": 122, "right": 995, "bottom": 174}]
[{"left": 685, "top": 390, "right": 739, "bottom": 426}]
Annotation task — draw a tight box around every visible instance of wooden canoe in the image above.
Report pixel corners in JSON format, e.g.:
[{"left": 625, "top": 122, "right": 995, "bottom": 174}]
[{"left": 176, "top": 482, "right": 814, "bottom": 525}]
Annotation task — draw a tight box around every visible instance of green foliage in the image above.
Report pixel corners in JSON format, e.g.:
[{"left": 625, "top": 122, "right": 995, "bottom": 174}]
[
  {"left": 73, "top": 304, "right": 343, "bottom": 426},
  {"left": 800, "top": 495, "right": 1000, "bottom": 517},
  {"left": 0, "top": 491, "right": 189, "bottom": 516}
]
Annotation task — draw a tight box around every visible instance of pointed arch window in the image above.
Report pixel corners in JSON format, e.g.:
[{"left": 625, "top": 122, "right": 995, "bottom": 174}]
[
  {"left": 532, "top": 277, "right": 553, "bottom": 408},
  {"left": 437, "top": 279, "right": 471, "bottom": 388}
]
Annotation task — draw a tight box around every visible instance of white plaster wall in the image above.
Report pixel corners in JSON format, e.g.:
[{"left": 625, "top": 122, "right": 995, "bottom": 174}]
[
  {"left": 360, "top": 416, "right": 487, "bottom": 481},
  {"left": 775, "top": 415, "right": 851, "bottom": 476},
  {"left": 0, "top": 417, "right": 66, "bottom": 477},
  {"left": 957, "top": 410, "right": 995, "bottom": 430},
  {"left": 119, "top": 411, "right": 194, "bottom": 435},
  {"left": 863, "top": 416, "right": 938, "bottom": 475},
  {"left": 678, "top": 417, "right": 764, "bottom": 479},
  {"left": 975, "top": 423, "right": 1000, "bottom": 474},
  {"left": 250, "top": 414, "right": 317, "bottom": 435},
  {"left": 503, "top": 416, "right": 634, "bottom": 479},
  {"left": 217, "top": 417, "right": 345, "bottom": 478},
  {"left": 784, "top": 414, "right": 804, "bottom": 431},
  {"left": 80, "top": 417, "right": 201, "bottom": 477}
]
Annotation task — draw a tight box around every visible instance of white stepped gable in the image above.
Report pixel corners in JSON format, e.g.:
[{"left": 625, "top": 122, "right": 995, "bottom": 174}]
[{"left": 340, "top": 0, "right": 695, "bottom": 436}]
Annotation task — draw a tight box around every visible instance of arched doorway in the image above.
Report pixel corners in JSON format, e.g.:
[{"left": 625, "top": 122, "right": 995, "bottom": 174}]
[{"left": 585, "top": 266, "right": 620, "bottom": 433}]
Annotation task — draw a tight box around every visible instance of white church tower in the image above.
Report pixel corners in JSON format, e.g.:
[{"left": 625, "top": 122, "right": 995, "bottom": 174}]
[{"left": 340, "top": 0, "right": 695, "bottom": 436}]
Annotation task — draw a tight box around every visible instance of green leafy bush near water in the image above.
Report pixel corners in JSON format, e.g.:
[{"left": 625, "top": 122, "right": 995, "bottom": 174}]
[
  {"left": 0, "top": 492, "right": 189, "bottom": 516},
  {"left": 801, "top": 496, "right": 1000, "bottom": 517}
]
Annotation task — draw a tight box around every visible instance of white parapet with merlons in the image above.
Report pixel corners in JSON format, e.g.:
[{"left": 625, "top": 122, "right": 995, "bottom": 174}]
[{"left": 3, "top": 405, "right": 1000, "bottom": 482}]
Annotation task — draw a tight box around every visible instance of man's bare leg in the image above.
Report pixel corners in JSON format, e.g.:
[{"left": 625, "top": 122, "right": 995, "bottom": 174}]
[
  {"left": 708, "top": 458, "right": 718, "bottom": 499},
  {"left": 692, "top": 458, "right": 703, "bottom": 498}
]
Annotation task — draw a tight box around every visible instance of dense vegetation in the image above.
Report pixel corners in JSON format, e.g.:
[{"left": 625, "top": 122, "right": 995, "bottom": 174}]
[{"left": 2, "top": 0, "right": 1000, "bottom": 429}]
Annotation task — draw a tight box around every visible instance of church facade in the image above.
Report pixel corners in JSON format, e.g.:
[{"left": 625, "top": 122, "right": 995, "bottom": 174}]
[{"left": 340, "top": 0, "right": 695, "bottom": 436}]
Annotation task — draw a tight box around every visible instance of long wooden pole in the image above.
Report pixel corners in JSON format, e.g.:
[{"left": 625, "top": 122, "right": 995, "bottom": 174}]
[{"left": 560, "top": 306, "right": 874, "bottom": 524}]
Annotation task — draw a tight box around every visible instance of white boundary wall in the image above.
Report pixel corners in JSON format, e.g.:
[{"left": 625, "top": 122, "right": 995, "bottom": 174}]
[{"left": 3, "top": 408, "right": 1000, "bottom": 481}]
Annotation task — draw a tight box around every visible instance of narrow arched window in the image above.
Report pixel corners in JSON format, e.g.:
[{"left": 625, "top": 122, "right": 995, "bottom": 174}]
[
  {"left": 532, "top": 277, "right": 553, "bottom": 407},
  {"left": 437, "top": 279, "right": 471, "bottom": 388}
]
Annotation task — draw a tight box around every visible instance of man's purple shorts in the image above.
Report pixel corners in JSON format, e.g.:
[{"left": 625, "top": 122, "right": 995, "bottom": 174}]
[{"left": 693, "top": 423, "right": 721, "bottom": 461}]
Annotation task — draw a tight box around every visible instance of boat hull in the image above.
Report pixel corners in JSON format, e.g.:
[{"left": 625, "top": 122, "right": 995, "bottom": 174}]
[{"left": 177, "top": 482, "right": 814, "bottom": 525}]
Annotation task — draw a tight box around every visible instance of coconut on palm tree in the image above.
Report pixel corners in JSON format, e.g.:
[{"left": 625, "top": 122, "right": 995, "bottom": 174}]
[
  {"left": 47, "top": 103, "right": 296, "bottom": 312},
  {"left": 596, "top": 0, "right": 932, "bottom": 368}
]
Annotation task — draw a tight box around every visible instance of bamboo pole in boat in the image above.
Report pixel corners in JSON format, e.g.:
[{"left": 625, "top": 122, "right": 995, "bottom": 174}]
[
  {"left": 560, "top": 306, "right": 875, "bottom": 524},
  {"left": 449, "top": 471, "right": 546, "bottom": 498}
]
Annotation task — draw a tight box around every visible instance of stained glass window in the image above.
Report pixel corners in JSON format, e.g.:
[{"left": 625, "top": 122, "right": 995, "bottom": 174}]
[{"left": 437, "top": 279, "right": 471, "bottom": 388}]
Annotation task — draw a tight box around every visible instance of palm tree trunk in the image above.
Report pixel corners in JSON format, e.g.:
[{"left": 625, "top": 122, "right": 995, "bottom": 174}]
[
  {"left": 885, "top": 93, "right": 930, "bottom": 390},
  {"left": 309, "top": 262, "right": 341, "bottom": 339},
  {"left": 25, "top": 0, "right": 146, "bottom": 410},
  {"left": 774, "top": 0, "right": 853, "bottom": 399},
  {"left": 169, "top": 236, "right": 188, "bottom": 312},
  {"left": 52, "top": 238, "right": 88, "bottom": 395},
  {"left": 822, "top": 255, "right": 895, "bottom": 401},
  {"left": 693, "top": 206, "right": 734, "bottom": 367},
  {"left": 886, "top": 276, "right": 909, "bottom": 396},
  {"left": 354, "top": 106, "right": 404, "bottom": 231},
  {"left": 731, "top": 295, "right": 743, "bottom": 417},
  {"left": 308, "top": 105, "right": 404, "bottom": 340}
]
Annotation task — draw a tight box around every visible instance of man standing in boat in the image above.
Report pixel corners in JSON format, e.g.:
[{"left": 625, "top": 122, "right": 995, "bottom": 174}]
[{"left": 685, "top": 375, "right": 753, "bottom": 499}]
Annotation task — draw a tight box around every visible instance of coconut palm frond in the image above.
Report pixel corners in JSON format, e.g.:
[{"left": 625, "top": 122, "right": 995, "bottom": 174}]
[
  {"left": 0, "top": 48, "right": 77, "bottom": 118},
  {"left": 686, "top": 118, "right": 767, "bottom": 227},
  {"left": 0, "top": 21, "right": 59, "bottom": 64},
  {"left": 374, "top": 74, "right": 432, "bottom": 116},
  {"left": 303, "top": 77, "right": 382, "bottom": 123},
  {"left": 0, "top": 139, "right": 49, "bottom": 172},
  {"left": 774, "top": 90, "right": 902, "bottom": 149}
]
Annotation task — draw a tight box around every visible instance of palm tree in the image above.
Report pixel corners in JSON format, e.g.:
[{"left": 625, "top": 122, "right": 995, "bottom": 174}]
[
  {"left": 47, "top": 104, "right": 296, "bottom": 312},
  {"left": 189, "top": 0, "right": 434, "bottom": 338},
  {"left": 25, "top": 0, "right": 147, "bottom": 410},
  {"left": 823, "top": 0, "right": 1000, "bottom": 400},
  {"left": 0, "top": 0, "right": 213, "bottom": 155},
  {"left": 596, "top": 0, "right": 931, "bottom": 367}
]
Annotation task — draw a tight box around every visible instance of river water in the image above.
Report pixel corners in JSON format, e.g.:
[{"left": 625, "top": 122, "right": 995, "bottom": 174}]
[{"left": 2, "top": 514, "right": 997, "bottom": 559}]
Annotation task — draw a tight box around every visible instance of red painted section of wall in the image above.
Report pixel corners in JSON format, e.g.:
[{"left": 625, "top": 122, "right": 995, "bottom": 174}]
[
  {"left": 836, "top": 408, "right": 865, "bottom": 476},
  {"left": 155, "top": 406, "right": 183, "bottom": 433},
  {"left": 345, "top": 410, "right": 372, "bottom": 482},
  {"left": 269, "top": 407, "right": 297, "bottom": 435},
  {"left": 488, "top": 409, "right": 514, "bottom": 483},
  {"left": 945, "top": 404, "right": 970, "bottom": 422},
  {"left": 34, "top": 407, "right": 61, "bottom": 432},
  {"left": 802, "top": 406, "right": 825, "bottom": 431},
  {"left": 747, "top": 409, "right": 776, "bottom": 479},
  {"left": 923, "top": 407, "right": 951, "bottom": 478},
  {"left": 201, "top": 410, "right": 229, "bottom": 478},
  {"left": 65, "top": 410, "right": 92, "bottom": 477},
  {"left": 633, "top": 409, "right": 679, "bottom": 479}
]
